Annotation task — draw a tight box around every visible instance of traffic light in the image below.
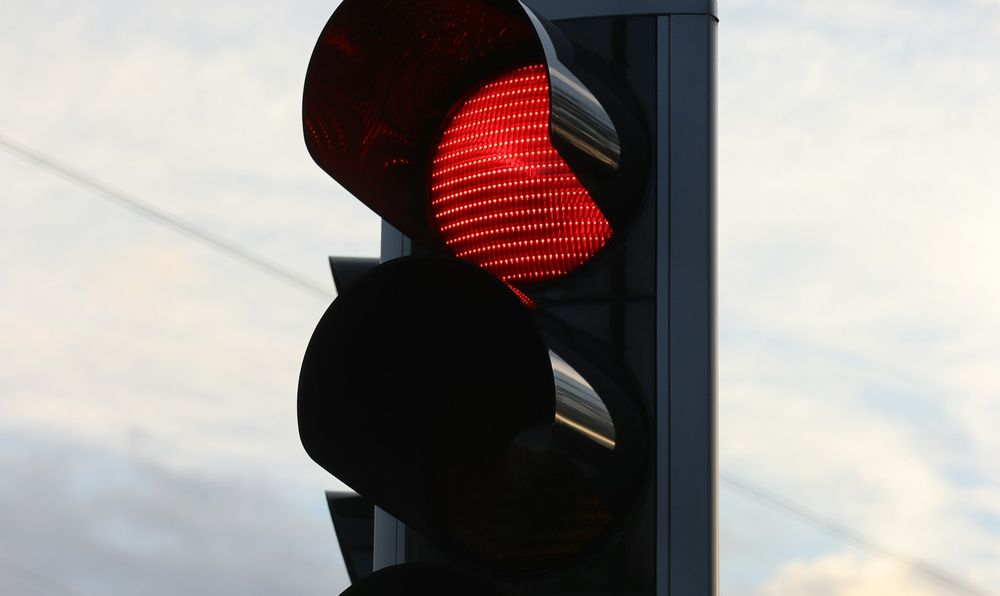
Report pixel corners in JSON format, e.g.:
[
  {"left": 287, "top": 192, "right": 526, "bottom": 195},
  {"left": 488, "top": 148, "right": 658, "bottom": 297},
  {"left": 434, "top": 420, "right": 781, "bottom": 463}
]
[{"left": 298, "top": 1, "right": 717, "bottom": 594}]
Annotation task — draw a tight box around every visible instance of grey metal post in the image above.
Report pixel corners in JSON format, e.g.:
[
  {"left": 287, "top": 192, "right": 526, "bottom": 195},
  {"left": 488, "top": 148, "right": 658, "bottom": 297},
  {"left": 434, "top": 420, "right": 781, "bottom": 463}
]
[{"left": 660, "top": 12, "right": 718, "bottom": 596}]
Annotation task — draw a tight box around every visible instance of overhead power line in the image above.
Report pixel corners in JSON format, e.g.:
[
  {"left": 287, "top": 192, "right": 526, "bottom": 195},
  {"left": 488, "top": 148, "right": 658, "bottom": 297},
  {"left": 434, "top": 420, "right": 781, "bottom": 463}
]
[
  {"left": 721, "top": 471, "right": 992, "bottom": 596},
  {"left": 0, "top": 134, "right": 332, "bottom": 301},
  {"left": 0, "top": 556, "right": 94, "bottom": 596}
]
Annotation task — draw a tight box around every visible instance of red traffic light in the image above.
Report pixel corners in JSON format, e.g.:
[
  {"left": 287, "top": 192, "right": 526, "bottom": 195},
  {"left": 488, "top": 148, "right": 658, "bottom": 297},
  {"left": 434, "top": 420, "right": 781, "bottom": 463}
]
[
  {"left": 430, "top": 64, "right": 613, "bottom": 288},
  {"left": 303, "top": 0, "right": 648, "bottom": 287},
  {"left": 300, "top": 0, "right": 655, "bottom": 586}
]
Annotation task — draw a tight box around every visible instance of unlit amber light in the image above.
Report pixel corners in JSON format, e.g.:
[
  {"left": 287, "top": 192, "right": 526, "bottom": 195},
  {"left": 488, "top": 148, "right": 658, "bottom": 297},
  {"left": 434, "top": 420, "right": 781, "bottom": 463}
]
[{"left": 429, "top": 64, "right": 612, "bottom": 288}]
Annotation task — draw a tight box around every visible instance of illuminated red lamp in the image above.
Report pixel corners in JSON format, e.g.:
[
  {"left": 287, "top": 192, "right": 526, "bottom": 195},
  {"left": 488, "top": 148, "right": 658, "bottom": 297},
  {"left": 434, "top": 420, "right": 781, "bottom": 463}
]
[{"left": 429, "top": 65, "right": 613, "bottom": 290}]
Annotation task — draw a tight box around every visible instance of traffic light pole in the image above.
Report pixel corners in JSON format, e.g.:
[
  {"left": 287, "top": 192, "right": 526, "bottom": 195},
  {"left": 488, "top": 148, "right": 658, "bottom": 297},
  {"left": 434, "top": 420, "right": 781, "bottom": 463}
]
[{"left": 656, "top": 10, "right": 717, "bottom": 596}]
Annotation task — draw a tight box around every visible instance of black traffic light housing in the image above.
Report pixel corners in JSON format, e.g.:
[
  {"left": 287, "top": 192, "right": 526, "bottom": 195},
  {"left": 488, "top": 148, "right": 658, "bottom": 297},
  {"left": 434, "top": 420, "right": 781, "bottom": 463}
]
[
  {"left": 298, "top": 0, "right": 717, "bottom": 594},
  {"left": 301, "top": 255, "right": 650, "bottom": 575},
  {"left": 302, "top": 0, "right": 649, "bottom": 256}
]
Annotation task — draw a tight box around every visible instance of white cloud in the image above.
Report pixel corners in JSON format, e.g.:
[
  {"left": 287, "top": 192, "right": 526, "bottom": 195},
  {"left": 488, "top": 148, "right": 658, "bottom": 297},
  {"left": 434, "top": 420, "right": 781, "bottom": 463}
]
[
  {"left": 0, "top": 432, "right": 350, "bottom": 596},
  {"left": 1, "top": 3, "right": 361, "bottom": 593},
  {"left": 719, "top": 0, "right": 1000, "bottom": 592},
  {"left": 760, "top": 552, "right": 947, "bottom": 596}
]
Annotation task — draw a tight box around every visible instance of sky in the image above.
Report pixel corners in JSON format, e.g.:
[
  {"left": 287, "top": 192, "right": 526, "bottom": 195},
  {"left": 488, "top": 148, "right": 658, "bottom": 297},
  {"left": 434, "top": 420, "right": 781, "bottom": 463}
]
[{"left": 1, "top": 0, "right": 998, "bottom": 595}]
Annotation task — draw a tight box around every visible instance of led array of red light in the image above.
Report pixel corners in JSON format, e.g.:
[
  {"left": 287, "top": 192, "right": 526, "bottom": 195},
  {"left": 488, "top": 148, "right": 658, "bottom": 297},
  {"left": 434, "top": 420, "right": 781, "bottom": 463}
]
[{"left": 429, "top": 64, "right": 612, "bottom": 289}]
